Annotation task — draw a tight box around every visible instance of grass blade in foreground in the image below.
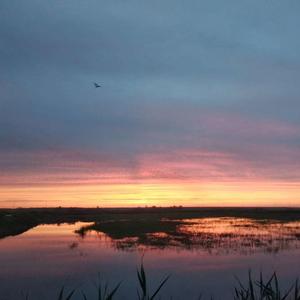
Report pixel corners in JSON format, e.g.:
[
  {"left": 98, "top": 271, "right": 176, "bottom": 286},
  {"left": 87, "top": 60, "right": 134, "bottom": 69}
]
[{"left": 137, "top": 262, "right": 170, "bottom": 300}]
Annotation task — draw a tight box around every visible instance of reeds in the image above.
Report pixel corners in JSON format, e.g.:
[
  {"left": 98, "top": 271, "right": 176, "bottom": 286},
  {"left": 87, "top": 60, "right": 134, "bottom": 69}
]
[
  {"left": 20, "top": 266, "right": 300, "bottom": 300},
  {"left": 81, "top": 275, "right": 121, "bottom": 300},
  {"left": 57, "top": 287, "right": 75, "bottom": 300},
  {"left": 234, "top": 271, "right": 300, "bottom": 300},
  {"left": 136, "top": 262, "right": 170, "bottom": 300}
]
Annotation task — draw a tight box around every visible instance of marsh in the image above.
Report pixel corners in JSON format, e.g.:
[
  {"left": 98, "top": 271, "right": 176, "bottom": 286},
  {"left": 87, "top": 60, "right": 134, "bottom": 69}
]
[{"left": 1, "top": 208, "right": 300, "bottom": 299}]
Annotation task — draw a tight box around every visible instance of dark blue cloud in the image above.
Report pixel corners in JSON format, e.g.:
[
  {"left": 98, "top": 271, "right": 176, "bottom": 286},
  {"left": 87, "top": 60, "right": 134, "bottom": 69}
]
[{"left": 0, "top": 0, "right": 300, "bottom": 177}]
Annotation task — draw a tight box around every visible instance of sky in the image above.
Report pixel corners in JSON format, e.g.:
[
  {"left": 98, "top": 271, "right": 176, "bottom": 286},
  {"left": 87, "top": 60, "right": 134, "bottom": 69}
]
[{"left": 1, "top": 0, "right": 300, "bottom": 207}]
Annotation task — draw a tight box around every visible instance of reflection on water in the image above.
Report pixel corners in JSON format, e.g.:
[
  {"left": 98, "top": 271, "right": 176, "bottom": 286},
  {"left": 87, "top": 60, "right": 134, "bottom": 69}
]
[
  {"left": 178, "top": 218, "right": 300, "bottom": 254},
  {"left": 75, "top": 217, "right": 300, "bottom": 254},
  {"left": 1, "top": 218, "right": 300, "bottom": 299}
]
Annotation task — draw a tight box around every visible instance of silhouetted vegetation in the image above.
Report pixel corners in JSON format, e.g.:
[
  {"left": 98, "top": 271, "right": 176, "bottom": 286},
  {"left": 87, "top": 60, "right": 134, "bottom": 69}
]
[
  {"left": 18, "top": 264, "right": 300, "bottom": 300},
  {"left": 2, "top": 207, "right": 300, "bottom": 239}
]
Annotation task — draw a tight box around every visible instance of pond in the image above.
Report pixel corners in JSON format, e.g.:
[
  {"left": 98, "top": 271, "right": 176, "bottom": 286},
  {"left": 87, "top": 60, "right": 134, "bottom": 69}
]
[{"left": 1, "top": 217, "right": 300, "bottom": 299}]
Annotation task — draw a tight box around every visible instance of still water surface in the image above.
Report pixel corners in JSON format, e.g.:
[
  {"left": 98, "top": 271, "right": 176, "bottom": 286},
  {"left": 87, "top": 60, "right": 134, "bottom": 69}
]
[{"left": 1, "top": 218, "right": 300, "bottom": 299}]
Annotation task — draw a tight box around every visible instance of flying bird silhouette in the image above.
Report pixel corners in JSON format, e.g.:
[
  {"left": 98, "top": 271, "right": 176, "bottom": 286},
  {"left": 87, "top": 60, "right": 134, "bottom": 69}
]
[{"left": 94, "top": 82, "right": 101, "bottom": 88}]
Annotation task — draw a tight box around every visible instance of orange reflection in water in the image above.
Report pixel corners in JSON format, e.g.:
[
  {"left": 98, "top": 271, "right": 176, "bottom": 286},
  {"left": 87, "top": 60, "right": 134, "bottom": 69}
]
[
  {"left": 2, "top": 220, "right": 300, "bottom": 300},
  {"left": 178, "top": 217, "right": 300, "bottom": 236},
  {"left": 71, "top": 217, "right": 300, "bottom": 255},
  {"left": 176, "top": 218, "right": 300, "bottom": 254},
  {"left": 24, "top": 222, "right": 95, "bottom": 237}
]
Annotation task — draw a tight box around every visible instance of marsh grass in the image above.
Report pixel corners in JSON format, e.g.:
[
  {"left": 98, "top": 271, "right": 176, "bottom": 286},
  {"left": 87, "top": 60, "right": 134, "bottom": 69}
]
[
  {"left": 20, "top": 266, "right": 300, "bottom": 300},
  {"left": 81, "top": 275, "right": 121, "bottom": 300},
  {"left": 57, "top": 287, "right": 75, "bottom": 300},
  {"left": 233, "top": 271, "right": 300, "bottom": 300},
  {"left": 136, "top": 262, "right": 170, "bottom": 300}
]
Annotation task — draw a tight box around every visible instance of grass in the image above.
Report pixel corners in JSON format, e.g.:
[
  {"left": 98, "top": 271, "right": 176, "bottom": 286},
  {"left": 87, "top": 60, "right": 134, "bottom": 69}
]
[
  {"left": 37, "top": 263, "right": 169, "bottom": 300},
  {"left": 57, "top": 287, "right": 75, "bottom": 300},
  {"left": 136, "top": 262, "right": 170, "bottom": 300},
  {"left": 233, "top": 272, "right": 300, "bottom": 300},
  {"left": 19, "top": 264, "right": 300, "bottom": 300},
  {"left": 81, "top": 276, "right": 121, "bottom": 300}
]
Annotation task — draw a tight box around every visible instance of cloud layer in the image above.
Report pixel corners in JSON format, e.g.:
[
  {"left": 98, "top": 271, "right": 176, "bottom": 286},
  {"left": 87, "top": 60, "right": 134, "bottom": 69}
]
[{"left": 1, "top": 1, "right": 300, "bottom": 206}]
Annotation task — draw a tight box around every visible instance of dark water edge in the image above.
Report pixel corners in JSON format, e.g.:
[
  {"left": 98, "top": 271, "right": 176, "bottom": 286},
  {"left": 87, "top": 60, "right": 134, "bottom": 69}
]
[{"left": 1, "top": 207, "right": 300, "bottom": 239}]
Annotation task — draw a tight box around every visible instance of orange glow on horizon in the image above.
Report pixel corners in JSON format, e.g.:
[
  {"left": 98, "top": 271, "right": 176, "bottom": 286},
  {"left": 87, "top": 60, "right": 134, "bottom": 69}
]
[
  {"left": 1, "top": 181, "right": 300, "bottom": 208},
  {"left": 1, "top": 147, "right": 300, "bottom": 208}
]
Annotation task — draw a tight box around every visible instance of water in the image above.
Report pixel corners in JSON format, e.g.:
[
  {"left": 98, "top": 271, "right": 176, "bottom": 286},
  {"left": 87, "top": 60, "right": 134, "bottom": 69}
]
[{"left": 1, "top": 217, "right": 300, "bottom": 299}]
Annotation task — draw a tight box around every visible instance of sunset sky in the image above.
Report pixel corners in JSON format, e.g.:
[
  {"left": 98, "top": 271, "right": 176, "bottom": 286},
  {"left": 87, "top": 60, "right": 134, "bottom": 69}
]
[{"left": 1, "top": 1, "right": 300, "bottom": 207}]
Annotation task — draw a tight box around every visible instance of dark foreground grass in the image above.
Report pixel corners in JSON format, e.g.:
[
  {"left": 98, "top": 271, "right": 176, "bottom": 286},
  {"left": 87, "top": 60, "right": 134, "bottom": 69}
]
[
  {"left": 233, "top": 272, "right": 300, "bottom": 300},
  {"left": 20, "top": 265, "right": 300, "bottom": 300}
]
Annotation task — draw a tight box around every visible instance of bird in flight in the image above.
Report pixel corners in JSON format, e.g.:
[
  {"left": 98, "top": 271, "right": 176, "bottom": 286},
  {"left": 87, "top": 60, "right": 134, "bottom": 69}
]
[{"left": 94, "top": 82, "right": 101, "bottom": 88}]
